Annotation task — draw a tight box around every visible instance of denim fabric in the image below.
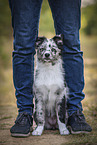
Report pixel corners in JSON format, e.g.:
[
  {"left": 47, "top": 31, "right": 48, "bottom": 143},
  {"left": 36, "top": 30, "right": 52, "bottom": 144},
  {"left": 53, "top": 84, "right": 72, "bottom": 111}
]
[
  {"left": 9, "top": 0, "right": 43, "bottom": 116},
  {"left": 9, "top": 0, "right": 84, "bottom": 116}
]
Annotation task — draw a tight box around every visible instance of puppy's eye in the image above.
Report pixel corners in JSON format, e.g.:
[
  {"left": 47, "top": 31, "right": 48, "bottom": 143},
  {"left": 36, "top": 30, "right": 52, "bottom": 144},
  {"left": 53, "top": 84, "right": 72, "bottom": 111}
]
[{"left": 40, "top": 48, "right": 45, "bottom": 52}]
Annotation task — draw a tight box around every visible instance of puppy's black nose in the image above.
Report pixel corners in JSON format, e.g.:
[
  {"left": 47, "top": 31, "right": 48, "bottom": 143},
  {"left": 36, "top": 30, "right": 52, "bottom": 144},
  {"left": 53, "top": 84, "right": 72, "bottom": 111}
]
[{"left": 45, "top": 53, "right": 50, "bottom": 58}]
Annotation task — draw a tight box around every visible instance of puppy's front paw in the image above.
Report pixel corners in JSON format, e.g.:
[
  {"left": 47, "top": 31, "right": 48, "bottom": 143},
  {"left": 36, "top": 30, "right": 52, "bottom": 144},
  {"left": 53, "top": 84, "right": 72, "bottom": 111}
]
[
  {"left": 58, "top": 121, "right": 69, "bottom": 135},
  {"left": 32, "top": 126, "right": 44, "bottom": 136},
  {"left": 60, "top": 128, "right": 69, "bottom": 135}
]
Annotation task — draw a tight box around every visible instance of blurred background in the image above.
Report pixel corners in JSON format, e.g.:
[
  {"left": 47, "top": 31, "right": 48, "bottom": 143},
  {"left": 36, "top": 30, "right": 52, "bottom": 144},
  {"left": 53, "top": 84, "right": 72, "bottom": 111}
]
[{"left": 0, "top": 0, "right": 97, "bottom": 144}]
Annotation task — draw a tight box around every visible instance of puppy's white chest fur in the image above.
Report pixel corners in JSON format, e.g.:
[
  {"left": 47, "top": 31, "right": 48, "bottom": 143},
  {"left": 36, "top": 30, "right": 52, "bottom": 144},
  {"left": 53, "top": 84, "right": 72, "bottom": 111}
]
[
  {"left": 34, "top": 58, "right": 66, "bottom": 111},
  {"left": 35, "top": 58, "right": 64, "bottom": 88}
]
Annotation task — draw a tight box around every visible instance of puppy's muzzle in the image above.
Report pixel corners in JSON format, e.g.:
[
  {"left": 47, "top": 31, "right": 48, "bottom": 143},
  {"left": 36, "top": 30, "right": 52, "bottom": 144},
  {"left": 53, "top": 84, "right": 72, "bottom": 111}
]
[{"left": 45, "top": 53, "right": 50, "bottom": 58}]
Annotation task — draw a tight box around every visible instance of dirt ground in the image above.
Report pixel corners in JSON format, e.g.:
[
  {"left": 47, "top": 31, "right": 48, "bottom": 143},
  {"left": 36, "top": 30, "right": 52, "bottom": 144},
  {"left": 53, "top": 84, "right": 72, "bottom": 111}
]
[{"left": 0, "top": 59, "right": 97, "bottom": 145}]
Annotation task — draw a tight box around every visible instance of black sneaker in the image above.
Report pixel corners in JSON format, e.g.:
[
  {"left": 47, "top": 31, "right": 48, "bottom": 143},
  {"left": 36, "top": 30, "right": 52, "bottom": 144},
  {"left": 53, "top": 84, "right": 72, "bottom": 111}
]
[
  {"left": 67, "top": 110, "right": 92, "bottom": 134},
  {"left": 10, "top": 112, "right": 33, "bottom": 137}
]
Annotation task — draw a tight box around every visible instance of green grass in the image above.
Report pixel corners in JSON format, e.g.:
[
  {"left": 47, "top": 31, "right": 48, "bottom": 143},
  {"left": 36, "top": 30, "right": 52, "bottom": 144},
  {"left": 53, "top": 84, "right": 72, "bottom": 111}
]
[
  {"left": 0, "top": 0, "right": 12, "bottom": 68},
  {"left": 80, "top": 33, "right": 97, "bottom": 58},
  {"left": 0, "top": 0, "right": 12, "bottom": 37},
  {"left": 39, "top": 0, "right": 55, "bottom": 37}
]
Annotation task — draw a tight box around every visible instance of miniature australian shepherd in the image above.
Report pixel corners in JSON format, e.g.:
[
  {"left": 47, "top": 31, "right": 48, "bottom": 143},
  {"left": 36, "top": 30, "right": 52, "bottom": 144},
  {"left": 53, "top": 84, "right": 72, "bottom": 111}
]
[{"left": 32, "top": 34, "right": 69, "bottom": 136}]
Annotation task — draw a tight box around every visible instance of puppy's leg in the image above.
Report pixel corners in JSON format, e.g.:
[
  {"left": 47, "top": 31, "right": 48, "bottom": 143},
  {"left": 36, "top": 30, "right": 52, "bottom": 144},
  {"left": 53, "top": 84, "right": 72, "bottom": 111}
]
[
  {"left": 56, "top": 94, "right": 69, "bottom": 135},
  {"left": 32, "top": 94, "right": 45, "bottom": 136}
]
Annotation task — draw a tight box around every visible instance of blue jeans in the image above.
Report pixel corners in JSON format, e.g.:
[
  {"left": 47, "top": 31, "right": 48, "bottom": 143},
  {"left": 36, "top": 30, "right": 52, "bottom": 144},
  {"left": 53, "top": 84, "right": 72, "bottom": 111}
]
[{"left": 9, "top": 0, "right": 84, "bottom": 117}]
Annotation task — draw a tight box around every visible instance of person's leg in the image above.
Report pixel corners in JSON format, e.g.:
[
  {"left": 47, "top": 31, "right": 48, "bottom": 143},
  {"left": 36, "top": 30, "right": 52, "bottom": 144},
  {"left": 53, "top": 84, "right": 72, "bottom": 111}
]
[
  {"left": 48, "top": 0, "right": 92, "bottom": 133},
  {"left": 48, "top": 0, "right": 84, "bottom": 117},
  {"left": 9, "top": 0, "right": 43, "bottom": 137},
  {"left": 9, "top": 0, "right": 42, "bottom": 116}
]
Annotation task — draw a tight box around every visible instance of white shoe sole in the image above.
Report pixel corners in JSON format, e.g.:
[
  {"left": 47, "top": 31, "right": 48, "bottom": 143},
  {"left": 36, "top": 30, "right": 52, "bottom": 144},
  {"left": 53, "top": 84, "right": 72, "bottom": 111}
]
[
  {"left": 68, "top": 126, "right": 91, "bottom": 134},
  {"left": 11, "top": 132, "right": 30, "bottom": 137}
]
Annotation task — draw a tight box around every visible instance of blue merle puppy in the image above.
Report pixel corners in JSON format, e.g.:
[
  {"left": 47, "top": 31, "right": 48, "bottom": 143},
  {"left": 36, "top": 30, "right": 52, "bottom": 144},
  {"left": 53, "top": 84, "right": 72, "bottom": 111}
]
[{"left": 32, "top": 34, "right": 69, "bottom": 136}]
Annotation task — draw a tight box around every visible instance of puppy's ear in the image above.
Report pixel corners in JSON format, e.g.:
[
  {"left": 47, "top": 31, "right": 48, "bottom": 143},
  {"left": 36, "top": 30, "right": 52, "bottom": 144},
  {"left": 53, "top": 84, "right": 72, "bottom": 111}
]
[
  {"left": 52, "top": 34, "right": 64, "bottom": 49},
  {"left": 35, "top": 36, "right": 47, "bottom": 49}
]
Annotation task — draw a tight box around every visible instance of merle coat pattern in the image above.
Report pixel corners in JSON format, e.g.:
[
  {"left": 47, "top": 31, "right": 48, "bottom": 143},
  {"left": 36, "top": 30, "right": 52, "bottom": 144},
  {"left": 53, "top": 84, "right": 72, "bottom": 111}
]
[{"left": 32, "top": 34, "right": 69, "bottom": 135}]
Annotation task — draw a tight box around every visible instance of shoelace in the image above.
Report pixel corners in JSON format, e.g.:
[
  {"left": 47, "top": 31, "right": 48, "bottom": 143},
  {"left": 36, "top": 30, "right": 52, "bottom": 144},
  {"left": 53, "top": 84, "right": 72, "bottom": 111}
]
[
  {"left": 74, "top": 111, "right": 86, "bottom": 123},
  {"left": 15, "top": 112, "right": 32, "bottom": 126}
]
